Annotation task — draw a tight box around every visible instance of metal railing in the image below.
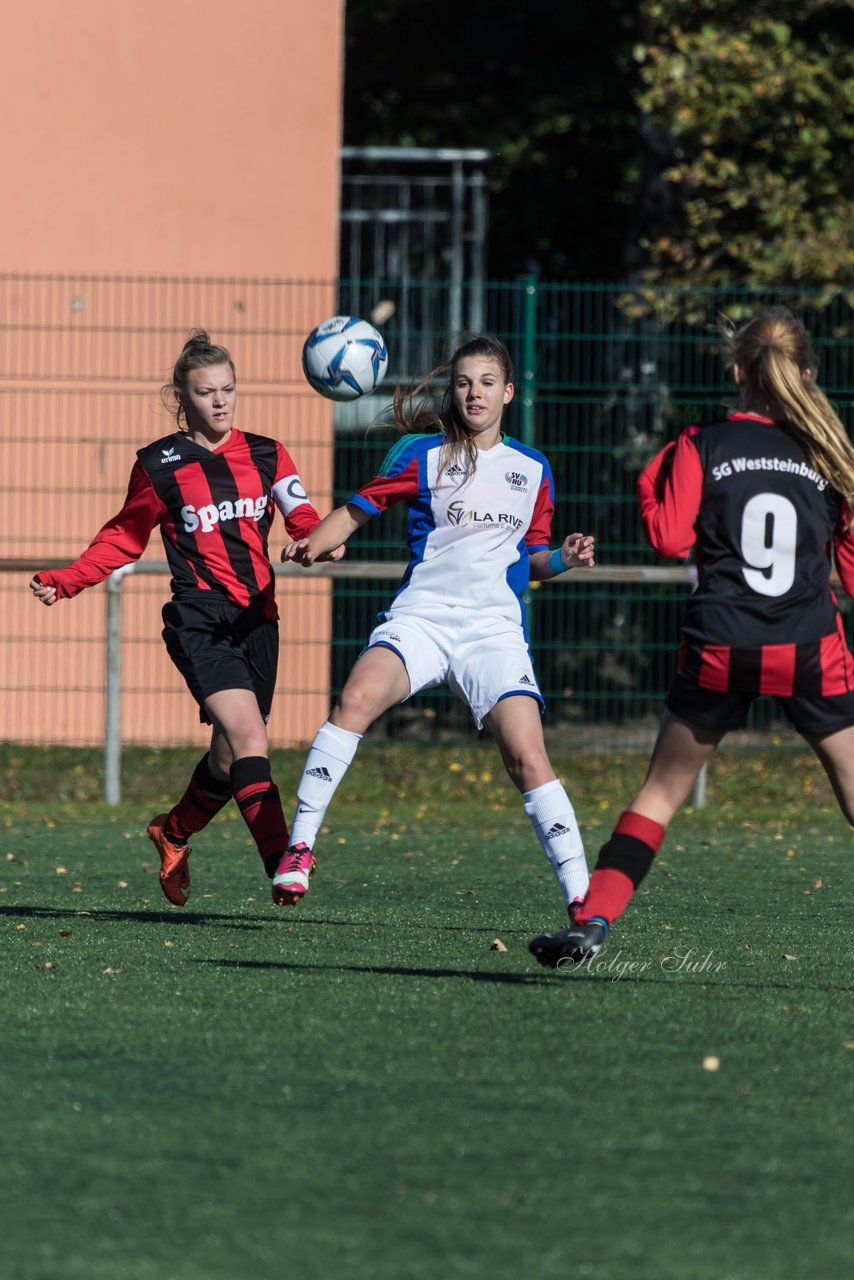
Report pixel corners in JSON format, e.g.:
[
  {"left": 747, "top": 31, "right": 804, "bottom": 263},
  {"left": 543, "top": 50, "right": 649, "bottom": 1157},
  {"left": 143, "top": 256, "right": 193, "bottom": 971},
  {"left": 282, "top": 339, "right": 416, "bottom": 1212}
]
[{"left": 7, "top": 558, "right": 701, "bottom": 802}]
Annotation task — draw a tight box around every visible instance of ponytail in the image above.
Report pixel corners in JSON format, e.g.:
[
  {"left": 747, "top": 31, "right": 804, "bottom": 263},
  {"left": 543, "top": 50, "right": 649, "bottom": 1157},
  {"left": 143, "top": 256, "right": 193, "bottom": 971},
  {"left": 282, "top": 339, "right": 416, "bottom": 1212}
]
[{"left": 725, "top": 309, "right": 854, "bottom": 514}]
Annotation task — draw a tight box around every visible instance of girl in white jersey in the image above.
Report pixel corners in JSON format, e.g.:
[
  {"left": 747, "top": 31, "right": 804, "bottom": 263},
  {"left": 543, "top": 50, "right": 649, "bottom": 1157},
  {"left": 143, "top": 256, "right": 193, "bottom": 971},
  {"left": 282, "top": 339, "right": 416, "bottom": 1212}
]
[{"left": 270, "top": 335, "right": 596, "bottom": 913}]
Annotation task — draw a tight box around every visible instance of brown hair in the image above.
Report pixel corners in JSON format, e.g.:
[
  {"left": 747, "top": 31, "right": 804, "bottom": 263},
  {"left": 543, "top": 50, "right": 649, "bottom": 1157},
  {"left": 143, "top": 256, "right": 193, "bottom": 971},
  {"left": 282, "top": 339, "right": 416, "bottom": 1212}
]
[
  {"left": 390, "top": 334, "right": 514, "bottom": 477},
  {"left": 161, "top": 329, "right": 236, "bottom": 431},
  {"left": 724, "top": 308, "right": 854, "bottom": 511}
]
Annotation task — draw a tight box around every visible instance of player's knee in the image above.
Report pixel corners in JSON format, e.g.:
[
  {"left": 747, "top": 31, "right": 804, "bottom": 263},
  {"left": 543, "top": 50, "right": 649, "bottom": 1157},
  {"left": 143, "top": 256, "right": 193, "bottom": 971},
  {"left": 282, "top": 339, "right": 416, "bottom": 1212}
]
[
  {"left": 503, "top": 747, "right": 551, "bottom": 791},
  {"left": 334, "top": 682, "right": 378, "bottom": 729}
]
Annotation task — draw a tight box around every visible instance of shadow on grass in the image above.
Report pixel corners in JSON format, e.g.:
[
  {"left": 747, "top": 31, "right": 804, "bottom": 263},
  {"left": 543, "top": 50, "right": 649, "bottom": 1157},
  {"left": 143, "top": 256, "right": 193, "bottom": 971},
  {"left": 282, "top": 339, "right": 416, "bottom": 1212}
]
[
  {"left": 0, "top": 903, "right": 267, "bottom": 929},
  {"left": 0, "top": 902, "right": 518, "bottom": 936},
  {"left": 193, "top": 957, "right": 542, "bottom": 985},
  {"left": 193, "top": 955, "right": 854, "bottom": 993}
]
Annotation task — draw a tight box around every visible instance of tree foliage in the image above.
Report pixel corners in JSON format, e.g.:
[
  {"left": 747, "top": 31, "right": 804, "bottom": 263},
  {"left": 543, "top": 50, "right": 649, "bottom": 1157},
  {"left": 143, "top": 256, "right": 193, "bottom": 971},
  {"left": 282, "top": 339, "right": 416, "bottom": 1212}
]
[
  {"left": 635, "top": 0, "right": 854, "bottom": 285},
  {"left": 343, "top": 0, "right": 854, "bottom": 285}
]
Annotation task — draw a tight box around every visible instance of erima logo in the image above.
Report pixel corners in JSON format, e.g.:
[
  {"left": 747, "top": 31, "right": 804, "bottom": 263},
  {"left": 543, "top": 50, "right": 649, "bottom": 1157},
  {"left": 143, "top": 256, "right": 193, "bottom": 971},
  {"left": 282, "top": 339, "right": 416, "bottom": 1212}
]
[
  {"left": 161, "top": 447, "right": 182, "bottom": 463},
  {"left": 446, "top": 500, "right": 525, "bottom": 530},
  {"left": 518, "top": 674, "right": 535, "bottom": 686},
  {"left": 182, "top": 495, "right": 269, "bottom": 533},
  {"left": 379, "top": 633, "right": 401, "bottom": 643},
  {"left": 546, "top": 822, "right": 569, "bottom": 840},
  {"left": 306, "top": 766, "right": 333, "bottom": 782}
]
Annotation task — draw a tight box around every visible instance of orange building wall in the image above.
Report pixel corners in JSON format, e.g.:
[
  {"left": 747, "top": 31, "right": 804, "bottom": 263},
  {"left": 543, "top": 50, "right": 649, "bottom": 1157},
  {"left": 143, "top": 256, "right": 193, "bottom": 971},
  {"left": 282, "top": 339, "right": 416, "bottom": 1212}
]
[
  {"left": 1, "top": 0, "right": 343, "bottom": 277},
  {"left": 0, "top": 1, "right": 343, "bottom": 751}
]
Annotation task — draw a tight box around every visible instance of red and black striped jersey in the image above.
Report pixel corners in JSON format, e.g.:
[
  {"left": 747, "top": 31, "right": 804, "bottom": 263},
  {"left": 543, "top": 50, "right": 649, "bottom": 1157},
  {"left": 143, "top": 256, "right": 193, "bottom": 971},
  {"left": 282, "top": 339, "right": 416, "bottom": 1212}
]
[
  {"left": 638, "top": 412, "right": 854, "bottom": 696},
  {"left": 39, "top": 429, "right": 321, "bottom": 620}
]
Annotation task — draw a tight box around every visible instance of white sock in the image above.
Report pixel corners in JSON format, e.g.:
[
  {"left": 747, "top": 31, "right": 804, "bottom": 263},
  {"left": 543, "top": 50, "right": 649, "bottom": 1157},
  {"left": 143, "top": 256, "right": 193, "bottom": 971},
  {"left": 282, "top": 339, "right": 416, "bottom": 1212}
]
[
  {"left": 290, "top": 721, "right": 362, "bottom": 849},
  {"left": 523, "top": 779, "right": 589, "bottom": 906}
]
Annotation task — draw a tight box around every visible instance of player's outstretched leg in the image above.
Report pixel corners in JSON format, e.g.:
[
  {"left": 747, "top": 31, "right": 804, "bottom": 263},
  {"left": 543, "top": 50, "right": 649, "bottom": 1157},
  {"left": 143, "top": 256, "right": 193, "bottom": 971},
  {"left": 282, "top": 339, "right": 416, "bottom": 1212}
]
[
  {"left": 146, "top": 754, "right": 233, "bottom": 907},
  {"left": 528, "top": 810, "right": 665, "bottom": 967},
  {"left": 273, "top": 720, "right": 363, "bottom": 907}
]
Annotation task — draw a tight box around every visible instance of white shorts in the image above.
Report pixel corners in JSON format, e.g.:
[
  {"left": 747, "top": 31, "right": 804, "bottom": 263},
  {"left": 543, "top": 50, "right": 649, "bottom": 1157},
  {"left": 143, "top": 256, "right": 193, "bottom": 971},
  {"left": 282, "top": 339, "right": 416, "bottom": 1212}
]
[{"left": 366, "top": 609, "right": 543, "bottom": 730}]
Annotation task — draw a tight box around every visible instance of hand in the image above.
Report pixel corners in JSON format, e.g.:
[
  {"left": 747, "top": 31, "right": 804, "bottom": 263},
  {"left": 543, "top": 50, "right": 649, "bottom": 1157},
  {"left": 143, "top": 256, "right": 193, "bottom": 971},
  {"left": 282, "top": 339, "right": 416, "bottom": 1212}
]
[
  {"left": 29, "top": 575, "right": 58, "bottom": 606},
  {"left": 314, "top": 544, "right": 346, "bottom": 563},
  {"left": 281, "top": 538, "right": 316, "bottom": 567},
  {"left": 562, "top": 533, "right": 595, "bottom": 569}
]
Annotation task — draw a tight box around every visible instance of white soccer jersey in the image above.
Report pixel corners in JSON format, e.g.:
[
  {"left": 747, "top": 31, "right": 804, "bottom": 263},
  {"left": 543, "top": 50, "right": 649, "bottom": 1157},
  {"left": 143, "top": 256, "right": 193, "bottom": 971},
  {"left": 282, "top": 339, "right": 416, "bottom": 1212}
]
[{"left": 348, "top": 433, "right": 555, "bottom": 628}]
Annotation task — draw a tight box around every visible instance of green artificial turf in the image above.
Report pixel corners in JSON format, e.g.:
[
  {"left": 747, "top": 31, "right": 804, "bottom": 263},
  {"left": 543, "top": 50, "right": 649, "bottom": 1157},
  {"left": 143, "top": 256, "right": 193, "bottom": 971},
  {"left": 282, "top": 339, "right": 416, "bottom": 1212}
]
[{"left": 1, "top": 745, "right": 853, "bottom": 1279}]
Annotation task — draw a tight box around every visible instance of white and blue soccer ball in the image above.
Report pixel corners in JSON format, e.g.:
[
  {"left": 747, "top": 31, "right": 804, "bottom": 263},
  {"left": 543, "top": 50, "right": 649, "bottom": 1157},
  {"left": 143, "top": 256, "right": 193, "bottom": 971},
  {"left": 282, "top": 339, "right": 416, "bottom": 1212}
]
[{"left": 301, "top": 315, "right": 389, "bottom": 401}]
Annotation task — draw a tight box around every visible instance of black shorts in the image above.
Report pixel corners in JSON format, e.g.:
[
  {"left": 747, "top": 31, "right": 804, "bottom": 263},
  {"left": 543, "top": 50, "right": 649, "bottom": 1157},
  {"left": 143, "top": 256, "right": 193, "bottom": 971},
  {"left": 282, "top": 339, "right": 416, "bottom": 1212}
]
[
  {"left": 161, "top": 597, "right": 278, "bottom": 724},
  {"left": 665, "top": 669, "right": 854, "bottom": 738}
]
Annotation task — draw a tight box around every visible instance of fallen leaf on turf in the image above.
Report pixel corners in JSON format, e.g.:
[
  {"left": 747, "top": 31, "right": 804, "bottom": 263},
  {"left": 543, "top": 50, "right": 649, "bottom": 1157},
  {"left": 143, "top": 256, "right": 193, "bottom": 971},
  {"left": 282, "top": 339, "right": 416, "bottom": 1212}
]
[
  {"left": 55, "top": 866, "right": 68, "bottom": 875},
  {"left": 117, "top": 881, "right": 128, "bottom": 888},
  {"left": 103, "top": 967, "right": 124, "bottom": 975},
  {"left": 57, "top": 930, "right": 72, "bottom": 938},
  {"left": 36, "top": 962, "right": 56, "bottom": 970},
  {"left": 490, "top": 938, "right": 507, "bottom": 952},
  {"left": 782, "top": 954, "right": 799, "bottom": 962},
  {"left": 843, "top": 1042, "right": 854, "bottom": 1051},
  {"left": 814, "top": 878, "right": 823, "bottom": 889},
  {"left": 164, "top": 940, "right": 174, "bottom": 948},
  {"left": 744, "top": 943, "right": 752, "bottom": 951},
  {"left": 5, "top": 853, "right": 27, "bottom": 864},
  {"left": 15, "top": 924, "right": 26, "bottom": 931},
  {"left": 702, "top": 1056, "right": 720, "bottom": 1071}
]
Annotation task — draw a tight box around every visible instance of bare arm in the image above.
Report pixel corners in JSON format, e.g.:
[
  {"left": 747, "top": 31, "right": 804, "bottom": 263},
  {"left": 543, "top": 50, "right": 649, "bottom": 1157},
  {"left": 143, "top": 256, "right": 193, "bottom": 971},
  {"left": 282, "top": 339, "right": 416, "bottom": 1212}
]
[
  {"left": 529, "top": 532, "right": 596, "bottom": 581},
  {"left": 282, "top": 502, "right": 372, "bottom": 566}
]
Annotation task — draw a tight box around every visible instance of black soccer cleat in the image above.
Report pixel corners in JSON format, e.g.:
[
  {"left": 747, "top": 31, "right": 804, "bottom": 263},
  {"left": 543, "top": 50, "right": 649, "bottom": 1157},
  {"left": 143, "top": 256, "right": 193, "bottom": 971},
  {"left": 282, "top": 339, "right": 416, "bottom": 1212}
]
[{"left": 528, "top": 918, "right": 609, "bottom": 969}]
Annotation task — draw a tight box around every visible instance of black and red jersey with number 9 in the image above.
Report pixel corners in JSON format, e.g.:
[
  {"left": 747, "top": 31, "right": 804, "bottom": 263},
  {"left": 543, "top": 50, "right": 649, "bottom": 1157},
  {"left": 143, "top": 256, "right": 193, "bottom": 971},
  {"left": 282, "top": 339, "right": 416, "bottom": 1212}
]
[{"left": 638, "top": 412, "right": 854, "bottom": 696}]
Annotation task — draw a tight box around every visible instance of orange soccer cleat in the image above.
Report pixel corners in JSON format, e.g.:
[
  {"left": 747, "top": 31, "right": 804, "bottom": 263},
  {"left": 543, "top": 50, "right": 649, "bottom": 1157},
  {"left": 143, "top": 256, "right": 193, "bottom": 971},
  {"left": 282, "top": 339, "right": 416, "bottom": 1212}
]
[{"left": 147, "top": 813, "right": 191, "bottom": 907}]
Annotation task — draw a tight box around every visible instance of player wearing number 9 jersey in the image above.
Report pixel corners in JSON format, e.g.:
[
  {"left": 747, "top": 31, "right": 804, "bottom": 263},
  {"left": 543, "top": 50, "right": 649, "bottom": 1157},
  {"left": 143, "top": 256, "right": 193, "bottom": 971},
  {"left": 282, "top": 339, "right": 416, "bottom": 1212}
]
[{"left": 530, "top": 307, "right": 854, "bottom": 968}]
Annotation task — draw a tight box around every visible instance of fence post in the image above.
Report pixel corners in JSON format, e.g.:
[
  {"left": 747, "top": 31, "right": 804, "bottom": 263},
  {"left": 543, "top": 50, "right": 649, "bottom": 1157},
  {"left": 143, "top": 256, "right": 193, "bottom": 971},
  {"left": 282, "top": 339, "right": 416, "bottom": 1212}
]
[
  {"left": 690, "top": 764, "right": 708, "bottom": 809},
  {"left": 520, "top": 276, "right": 537, "bottom": 446},
  {"left": 104, "top": 568, "right": 126, "bottom": 805}
]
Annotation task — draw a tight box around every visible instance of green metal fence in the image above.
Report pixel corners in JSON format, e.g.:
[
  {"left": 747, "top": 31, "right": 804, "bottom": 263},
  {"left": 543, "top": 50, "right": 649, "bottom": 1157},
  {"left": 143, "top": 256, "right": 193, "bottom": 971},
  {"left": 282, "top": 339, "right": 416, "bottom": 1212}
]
[
  {"left": 332, "top": 280, "right": 854, "bottom": 746},
  {"left": 3, "top": 274, "right": 853, "bottom": 751}
]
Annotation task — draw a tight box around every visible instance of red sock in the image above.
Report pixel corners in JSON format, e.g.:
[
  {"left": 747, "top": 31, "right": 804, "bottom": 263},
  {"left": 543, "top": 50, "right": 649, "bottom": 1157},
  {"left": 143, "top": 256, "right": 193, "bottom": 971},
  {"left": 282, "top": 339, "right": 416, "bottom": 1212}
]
[
  {"left": 164, "top": 754, "right": 232, "bottom": 845},
  {"left": 230, "top": 756, "right": 289, "bottom": 876},
  {"left": 576, "top": 810, "right": 666, "bottom": 926}
]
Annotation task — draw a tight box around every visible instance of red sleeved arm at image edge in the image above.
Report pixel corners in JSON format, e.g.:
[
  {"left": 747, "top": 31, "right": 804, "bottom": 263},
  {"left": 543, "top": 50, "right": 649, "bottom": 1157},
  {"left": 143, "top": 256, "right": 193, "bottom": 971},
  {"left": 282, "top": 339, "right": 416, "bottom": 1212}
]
[
  {"left": 833, "top": 500, "right": 854, "bottom": 598},
  {"left": 36, "top": 463, "right": 162, "bottom": 599},
  {"left": 637, "top": 432, "right": 702, "bottom": 559}
]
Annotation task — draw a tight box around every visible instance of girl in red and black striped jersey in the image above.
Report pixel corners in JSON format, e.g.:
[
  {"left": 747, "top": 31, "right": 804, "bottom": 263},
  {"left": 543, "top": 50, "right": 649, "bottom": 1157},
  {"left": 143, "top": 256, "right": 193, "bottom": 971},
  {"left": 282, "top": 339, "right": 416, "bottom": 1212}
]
[
  {"left": 30, "top": 330, "right": 342, "bottom": 908},
  {"left": 531, "top": 307, "right": 854, "bottom": 968}
]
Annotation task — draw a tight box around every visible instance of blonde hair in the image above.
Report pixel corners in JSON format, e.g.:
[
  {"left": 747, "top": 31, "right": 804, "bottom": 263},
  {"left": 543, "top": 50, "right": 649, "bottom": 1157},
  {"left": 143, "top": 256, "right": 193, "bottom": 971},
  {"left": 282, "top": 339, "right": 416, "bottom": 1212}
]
[
  {"left": 390, "top": 335, "right": 514, "bottom": 478},
  {"left": 161, "top": 329, "right": 236, "bottom": 432},
  {"left": 725, "top": 308, "right": 854, "bottom": 511}
]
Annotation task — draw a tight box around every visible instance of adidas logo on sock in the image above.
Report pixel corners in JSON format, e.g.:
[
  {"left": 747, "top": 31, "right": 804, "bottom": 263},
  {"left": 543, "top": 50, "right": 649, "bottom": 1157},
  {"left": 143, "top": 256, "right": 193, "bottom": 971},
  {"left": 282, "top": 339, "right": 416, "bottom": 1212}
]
[
  {"left": 519, "top": 674, "right": 535, "bottom": 686},
  {"left": 546, "top": 822, "right": 569, "bottom": 840},
  {"left": 306, "top": 766, "right": 333, "bottom": 782}
]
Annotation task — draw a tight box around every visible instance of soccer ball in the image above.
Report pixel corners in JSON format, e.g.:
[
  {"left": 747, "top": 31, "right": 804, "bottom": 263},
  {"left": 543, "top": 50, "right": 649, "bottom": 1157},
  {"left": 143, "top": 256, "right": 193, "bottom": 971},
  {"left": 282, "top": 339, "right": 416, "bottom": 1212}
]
[{"left": 301, "top": 315, "right": 389, "bottom": 401}]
